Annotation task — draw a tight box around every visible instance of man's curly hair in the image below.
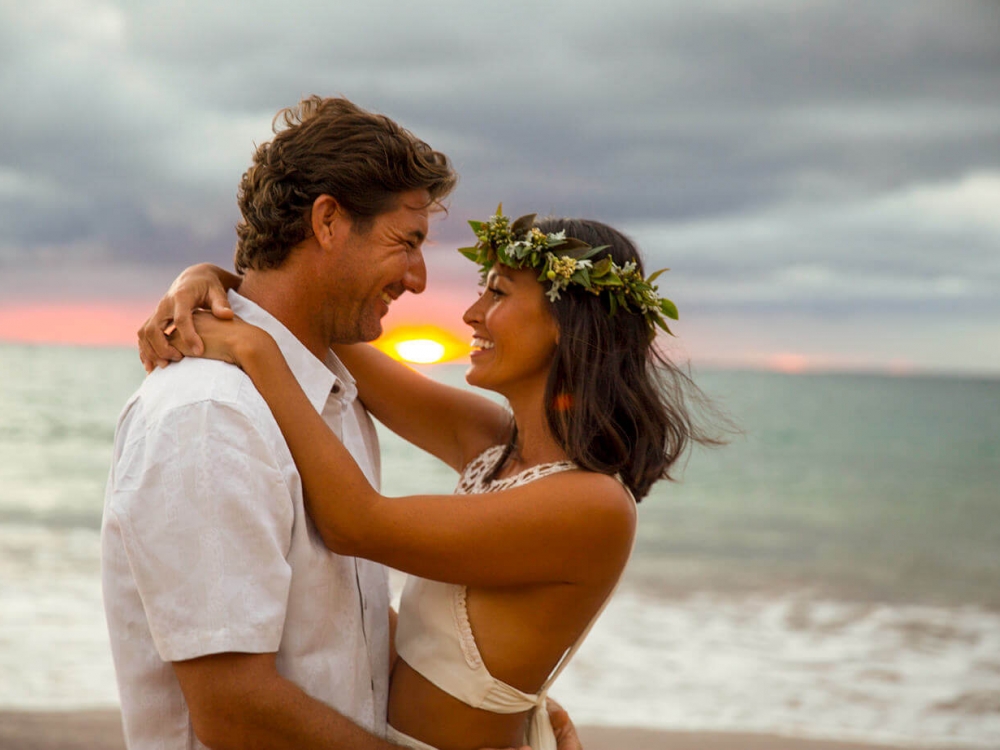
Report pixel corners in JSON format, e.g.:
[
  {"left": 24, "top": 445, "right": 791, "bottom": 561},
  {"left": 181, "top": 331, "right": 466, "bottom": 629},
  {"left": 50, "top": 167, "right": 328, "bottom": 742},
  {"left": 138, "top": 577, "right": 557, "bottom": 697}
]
[{"left": 234, "top": 96, "right": 457, "bottom": 273}]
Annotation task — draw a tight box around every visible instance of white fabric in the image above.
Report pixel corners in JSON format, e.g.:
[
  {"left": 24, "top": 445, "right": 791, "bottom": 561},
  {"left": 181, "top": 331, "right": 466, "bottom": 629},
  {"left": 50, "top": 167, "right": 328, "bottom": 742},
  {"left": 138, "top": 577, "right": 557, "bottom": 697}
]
[
  {"left": 102, "top": 291, "right": 390, "bottom": 750},
  {"left": 393, "top": 445, "right": 634, "bottom": 750}
]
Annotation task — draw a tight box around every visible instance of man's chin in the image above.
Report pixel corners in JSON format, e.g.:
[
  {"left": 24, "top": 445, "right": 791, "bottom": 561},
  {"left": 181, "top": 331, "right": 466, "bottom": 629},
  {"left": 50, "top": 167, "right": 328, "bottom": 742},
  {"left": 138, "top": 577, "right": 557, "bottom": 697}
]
[
  {"left": 358, "top": 321, "right": 384, "bottom": 343},
  {"left": 329, "top": 322, "right": 382, "bottom": 347}
]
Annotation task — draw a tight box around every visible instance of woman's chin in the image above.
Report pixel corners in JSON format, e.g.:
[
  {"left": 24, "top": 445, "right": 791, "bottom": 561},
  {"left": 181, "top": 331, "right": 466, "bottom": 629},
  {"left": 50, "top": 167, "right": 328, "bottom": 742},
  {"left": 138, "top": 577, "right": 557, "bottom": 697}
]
[{"left": 464, "top": 365, "right": 495, "bottom": 392}]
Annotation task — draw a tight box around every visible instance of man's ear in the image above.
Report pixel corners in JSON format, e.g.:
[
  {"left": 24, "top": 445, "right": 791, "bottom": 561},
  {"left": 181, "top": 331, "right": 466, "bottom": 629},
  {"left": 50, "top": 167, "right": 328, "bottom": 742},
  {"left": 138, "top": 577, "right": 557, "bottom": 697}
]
[{"left": 310, "top": 194, "right": 348, "bottom": 249}]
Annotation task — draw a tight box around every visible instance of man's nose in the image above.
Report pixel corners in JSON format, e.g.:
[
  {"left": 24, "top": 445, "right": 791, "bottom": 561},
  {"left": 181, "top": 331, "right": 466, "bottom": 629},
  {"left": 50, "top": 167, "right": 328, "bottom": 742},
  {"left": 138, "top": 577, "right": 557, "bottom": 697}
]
[{"left": 403, "top": 248, "right": 427, "bottom": 295}]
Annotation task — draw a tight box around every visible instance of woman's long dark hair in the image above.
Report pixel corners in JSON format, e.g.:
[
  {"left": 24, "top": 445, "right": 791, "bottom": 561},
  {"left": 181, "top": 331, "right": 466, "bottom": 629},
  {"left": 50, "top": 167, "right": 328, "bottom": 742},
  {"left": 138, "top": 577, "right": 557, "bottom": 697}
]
[{"left": 489, "top": 217, "right": 725, "bottom": 501}]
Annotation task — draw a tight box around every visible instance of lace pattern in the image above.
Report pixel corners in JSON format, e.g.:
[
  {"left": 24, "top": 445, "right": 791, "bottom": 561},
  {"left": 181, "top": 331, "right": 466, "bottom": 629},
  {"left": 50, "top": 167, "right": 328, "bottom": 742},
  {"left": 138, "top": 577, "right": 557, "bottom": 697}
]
[{"left": 456, "top": 445, "right": 577, "bottom": 495}]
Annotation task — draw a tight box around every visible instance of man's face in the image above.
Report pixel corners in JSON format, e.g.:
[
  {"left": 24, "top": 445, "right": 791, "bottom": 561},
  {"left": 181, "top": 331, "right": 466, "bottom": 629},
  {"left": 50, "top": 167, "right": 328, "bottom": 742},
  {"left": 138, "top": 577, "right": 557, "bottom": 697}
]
[{"left": 325, "top": 189, "right": 431, "bottom": 344}]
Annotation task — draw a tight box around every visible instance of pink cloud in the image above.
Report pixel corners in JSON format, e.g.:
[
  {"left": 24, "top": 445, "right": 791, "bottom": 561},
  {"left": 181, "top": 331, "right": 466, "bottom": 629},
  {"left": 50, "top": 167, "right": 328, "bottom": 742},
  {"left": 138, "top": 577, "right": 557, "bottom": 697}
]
[{"left": 0, "top": 303, "right": 153, "bottom": 347}]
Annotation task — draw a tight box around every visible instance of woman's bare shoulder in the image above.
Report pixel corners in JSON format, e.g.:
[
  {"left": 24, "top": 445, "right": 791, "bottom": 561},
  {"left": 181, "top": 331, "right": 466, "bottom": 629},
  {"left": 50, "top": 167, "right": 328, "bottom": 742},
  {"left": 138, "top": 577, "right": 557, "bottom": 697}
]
[{"left": 532, "top": 469, "right": 637, "bottom": 558}]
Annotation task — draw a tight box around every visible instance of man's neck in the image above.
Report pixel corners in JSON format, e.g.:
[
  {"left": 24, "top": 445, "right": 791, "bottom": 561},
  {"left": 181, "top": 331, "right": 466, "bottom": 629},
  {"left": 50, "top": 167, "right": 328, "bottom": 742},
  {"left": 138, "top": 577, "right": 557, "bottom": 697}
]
[{"left": 239, "top": 269, "right": 330, "bottom": 362}]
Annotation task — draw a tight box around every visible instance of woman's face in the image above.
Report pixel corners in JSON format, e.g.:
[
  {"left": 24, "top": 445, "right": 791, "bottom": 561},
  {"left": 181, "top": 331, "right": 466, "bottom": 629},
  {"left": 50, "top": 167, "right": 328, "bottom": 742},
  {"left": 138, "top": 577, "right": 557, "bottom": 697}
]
[{"left": 462, "top": 265, "right": 560, "bottom": 394}]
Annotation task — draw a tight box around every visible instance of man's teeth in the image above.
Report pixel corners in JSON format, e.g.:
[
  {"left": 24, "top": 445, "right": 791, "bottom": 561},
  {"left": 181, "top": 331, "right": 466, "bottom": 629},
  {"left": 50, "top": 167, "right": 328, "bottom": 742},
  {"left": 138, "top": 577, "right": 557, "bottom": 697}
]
[
  {"left": 380, "top": 293, "right": 393, "bottom": 305},
  {"left": 471, "top": 338, "right": 494, "bottom": 350}
]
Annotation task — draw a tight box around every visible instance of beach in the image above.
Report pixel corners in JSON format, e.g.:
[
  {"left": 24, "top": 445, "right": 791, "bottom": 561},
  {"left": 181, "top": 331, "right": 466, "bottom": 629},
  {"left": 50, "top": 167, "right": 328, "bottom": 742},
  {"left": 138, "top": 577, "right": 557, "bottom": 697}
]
[{"left": 0, "top": 711, "right": 958, "bottom": 750}]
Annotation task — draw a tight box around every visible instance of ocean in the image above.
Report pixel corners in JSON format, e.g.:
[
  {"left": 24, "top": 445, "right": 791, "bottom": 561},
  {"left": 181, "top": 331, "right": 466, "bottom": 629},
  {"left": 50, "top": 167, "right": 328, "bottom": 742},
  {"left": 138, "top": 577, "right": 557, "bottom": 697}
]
[{"left": 1, "top": 342, "right": 998, "bottom": 747}]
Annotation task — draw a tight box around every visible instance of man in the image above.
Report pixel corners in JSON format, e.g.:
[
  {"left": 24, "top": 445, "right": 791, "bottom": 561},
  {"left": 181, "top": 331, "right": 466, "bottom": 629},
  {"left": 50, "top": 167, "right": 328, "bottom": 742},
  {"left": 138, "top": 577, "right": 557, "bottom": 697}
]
[{"left": 104, "top": 96, "right": 570, "bottom": 749}]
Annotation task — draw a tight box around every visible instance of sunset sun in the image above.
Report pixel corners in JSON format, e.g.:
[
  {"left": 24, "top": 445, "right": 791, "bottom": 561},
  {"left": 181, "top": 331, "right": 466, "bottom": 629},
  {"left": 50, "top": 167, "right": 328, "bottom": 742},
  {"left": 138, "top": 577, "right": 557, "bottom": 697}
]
[
  {"left": 374, "top": 325, "right": 469, "bottom": 365},
  {"left": 394, "top": 338, "right": 446, "bottom": 364}
]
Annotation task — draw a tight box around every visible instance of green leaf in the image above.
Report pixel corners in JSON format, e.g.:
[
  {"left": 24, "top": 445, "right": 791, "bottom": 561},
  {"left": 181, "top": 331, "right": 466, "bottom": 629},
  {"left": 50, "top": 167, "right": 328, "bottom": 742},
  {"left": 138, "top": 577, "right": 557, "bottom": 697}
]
[
  {"left": 495, "top": 202, "right": 504, "bottom": 216},
  {"left": 646, "top": 267, "right": 669, "bottom": 284},
  {"left": 590, "top": 256, "right": 613, "bottom": 278},
  {"left": 467, "top": 220, "right": 484, "bottom": 232},
  {"left": 559, "top": 245, "right": 605, "bottom": 262},
  {"left": 458, "top": 247, "right": 480, "bottom": 261},
  {"left": 551, "top": 237, "right": 589, "bottom": 253},
  {"left": 654, "top": 316, "right": 674, "bottom": 336},
  {"left": 660, "top": 298, "right": 679, "bottom": 320},
  {"left": 609, "top": 295, "right": 618, "bottom": 314},
  {"left": 510, "top": 213, "right": 537, "bottom": 235}
]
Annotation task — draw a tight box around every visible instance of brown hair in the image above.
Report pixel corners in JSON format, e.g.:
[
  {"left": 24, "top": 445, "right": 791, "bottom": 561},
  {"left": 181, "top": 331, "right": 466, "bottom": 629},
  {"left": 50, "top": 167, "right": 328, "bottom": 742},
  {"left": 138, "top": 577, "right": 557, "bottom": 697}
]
[
  {"left": 234, "top": 96, "right": 457, "bottom": 272},
  {"left": 490, "top": 218, "right": 728, "bottom": 501}
]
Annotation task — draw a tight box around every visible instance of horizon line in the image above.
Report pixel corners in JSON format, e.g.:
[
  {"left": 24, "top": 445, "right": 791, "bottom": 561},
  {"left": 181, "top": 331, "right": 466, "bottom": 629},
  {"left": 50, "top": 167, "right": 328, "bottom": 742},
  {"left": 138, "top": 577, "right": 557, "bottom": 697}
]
[{"left": 2, "top": 337, "right": 997, "bottom": 383}]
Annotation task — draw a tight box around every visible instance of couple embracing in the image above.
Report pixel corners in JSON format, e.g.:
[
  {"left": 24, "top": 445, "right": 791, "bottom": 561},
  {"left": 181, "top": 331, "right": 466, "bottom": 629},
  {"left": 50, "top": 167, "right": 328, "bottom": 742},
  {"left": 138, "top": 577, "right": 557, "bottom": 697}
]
[{"left": 103, "top": 95, "right": 715, "bottom": 750}]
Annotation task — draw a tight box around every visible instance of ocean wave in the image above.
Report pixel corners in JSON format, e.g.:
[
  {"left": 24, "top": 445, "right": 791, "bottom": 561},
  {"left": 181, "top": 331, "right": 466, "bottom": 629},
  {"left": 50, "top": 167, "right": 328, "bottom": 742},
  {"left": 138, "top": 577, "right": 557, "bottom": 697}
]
[{"left": 557, "top": 583, "right": 1000, "bottom": 747}]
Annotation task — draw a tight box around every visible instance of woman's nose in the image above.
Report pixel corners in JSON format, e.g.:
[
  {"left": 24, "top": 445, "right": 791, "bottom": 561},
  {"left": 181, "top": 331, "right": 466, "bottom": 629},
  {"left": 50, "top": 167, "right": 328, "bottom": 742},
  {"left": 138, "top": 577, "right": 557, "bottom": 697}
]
[{"left": 462, "top": 294, "right": 484, "bottom": 326}]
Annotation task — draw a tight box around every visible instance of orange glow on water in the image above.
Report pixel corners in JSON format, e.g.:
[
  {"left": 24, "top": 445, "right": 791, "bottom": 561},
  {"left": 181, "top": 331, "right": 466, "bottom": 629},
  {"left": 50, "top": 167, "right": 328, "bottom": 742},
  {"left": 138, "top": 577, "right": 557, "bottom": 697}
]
[{"left": 374, "top": 324, "right": 470, "bottom": 364}]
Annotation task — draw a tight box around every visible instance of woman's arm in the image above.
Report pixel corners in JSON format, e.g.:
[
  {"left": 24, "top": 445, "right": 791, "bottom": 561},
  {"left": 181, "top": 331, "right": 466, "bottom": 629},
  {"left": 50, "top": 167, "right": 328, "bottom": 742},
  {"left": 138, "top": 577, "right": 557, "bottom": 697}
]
[
  {"left": 333, "top": 344, "right": 509, "bottom": 472},
  {"left": 194, "top": 315, "right": 635, "bottom": 589}
]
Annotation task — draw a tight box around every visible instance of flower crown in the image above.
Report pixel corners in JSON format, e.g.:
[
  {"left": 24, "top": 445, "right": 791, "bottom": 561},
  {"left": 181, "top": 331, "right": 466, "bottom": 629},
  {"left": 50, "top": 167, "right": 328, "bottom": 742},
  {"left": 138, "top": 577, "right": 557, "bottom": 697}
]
[{"left": 458, "top": 206, "right": 679, "bottom": 335}]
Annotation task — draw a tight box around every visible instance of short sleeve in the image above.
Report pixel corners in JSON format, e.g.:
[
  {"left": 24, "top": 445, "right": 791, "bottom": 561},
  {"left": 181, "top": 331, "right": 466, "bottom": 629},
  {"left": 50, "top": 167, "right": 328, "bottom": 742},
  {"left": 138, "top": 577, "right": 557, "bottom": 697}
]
[{"left": 110, "top": 399, "right": 294, "bottom": 662}]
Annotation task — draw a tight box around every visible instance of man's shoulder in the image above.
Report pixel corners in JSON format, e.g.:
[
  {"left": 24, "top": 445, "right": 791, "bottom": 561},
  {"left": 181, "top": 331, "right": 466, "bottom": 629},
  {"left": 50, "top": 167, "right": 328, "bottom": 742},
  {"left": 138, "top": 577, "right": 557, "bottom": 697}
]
[{"left": 125, "top": 358, "right": 272, "bottom": 432}]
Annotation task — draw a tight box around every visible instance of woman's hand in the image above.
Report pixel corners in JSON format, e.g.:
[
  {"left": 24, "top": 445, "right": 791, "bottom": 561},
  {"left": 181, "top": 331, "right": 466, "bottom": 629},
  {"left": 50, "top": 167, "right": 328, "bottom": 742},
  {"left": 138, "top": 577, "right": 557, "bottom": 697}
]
[
  {"left": 167, "top": 311, "right": 273, "bottom": 371},
  {"left": 548, "top": 698, "right": 583, "bottom": 750},
  {"left": 138, "top": 263, "right": 242, "bottom": 372}
]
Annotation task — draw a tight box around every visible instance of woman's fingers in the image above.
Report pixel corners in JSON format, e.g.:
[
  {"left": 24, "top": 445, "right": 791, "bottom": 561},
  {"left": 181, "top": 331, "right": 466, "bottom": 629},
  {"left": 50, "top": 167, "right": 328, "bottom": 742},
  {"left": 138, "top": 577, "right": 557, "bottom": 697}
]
[
  {"left": 208, "top": 285, "right": 235, "bottom": 320},
  {"left": 156, "top": 277, "right": 234, "bottom": 358},
  {"left": 137, "top": 331, "right": 161, "bottom": 373},
  {"left": 548, "top": 697, "right": 582, "bottom": 750},
  {"left": 138, "top": 294, "right": 184, "bottom": 365},
  {"left": 136, "top": 264, "right": 236, "bottom": 371},
  {"left": 168, "top": 291, "right": 205, "bottom": 356}
]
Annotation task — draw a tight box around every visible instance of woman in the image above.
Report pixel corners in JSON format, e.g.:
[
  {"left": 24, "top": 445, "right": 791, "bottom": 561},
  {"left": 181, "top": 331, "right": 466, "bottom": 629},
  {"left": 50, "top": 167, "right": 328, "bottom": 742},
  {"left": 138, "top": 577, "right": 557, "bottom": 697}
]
[{"left": 142, "top": 210, "right": 718, "bottom": 750}]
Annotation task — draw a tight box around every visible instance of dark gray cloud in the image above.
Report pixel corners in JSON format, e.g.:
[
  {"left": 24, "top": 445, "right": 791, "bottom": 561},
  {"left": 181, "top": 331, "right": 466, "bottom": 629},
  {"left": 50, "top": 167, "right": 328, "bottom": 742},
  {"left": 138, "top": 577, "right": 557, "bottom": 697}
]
[{"left": 1, "top": 0, "right": 998, "bottom": 330}]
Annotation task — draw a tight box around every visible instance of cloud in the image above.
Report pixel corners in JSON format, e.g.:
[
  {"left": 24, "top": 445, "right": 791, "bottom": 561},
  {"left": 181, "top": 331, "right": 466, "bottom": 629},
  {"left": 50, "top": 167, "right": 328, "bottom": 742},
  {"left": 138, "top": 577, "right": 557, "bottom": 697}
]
[
  {"left": 625, "top": 172, "right": 1000, "bottom": 311},
  {"left": 0, "top": 0, "right": 998, "bottom": 362}
]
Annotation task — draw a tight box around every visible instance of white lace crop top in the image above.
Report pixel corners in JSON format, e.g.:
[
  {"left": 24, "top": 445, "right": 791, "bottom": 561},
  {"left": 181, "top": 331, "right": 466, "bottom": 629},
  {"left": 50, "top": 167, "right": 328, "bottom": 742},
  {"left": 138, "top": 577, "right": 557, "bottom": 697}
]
[{"left": 393, "top": 445, "right": 632, "bottom": 750}]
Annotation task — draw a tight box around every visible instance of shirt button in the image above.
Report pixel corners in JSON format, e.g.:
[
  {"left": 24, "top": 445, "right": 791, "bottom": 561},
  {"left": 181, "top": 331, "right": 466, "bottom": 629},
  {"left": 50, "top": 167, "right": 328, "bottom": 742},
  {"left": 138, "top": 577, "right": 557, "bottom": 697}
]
[{"left": 332, "top": 383, "right": 342, "bottom": 394}]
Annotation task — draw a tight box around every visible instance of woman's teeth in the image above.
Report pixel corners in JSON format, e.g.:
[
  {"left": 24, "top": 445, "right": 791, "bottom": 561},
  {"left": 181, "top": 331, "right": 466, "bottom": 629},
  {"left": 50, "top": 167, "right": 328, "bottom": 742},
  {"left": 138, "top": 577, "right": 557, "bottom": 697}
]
[{"left": 471, "top": 337, "right": 494, "bottom": 350}]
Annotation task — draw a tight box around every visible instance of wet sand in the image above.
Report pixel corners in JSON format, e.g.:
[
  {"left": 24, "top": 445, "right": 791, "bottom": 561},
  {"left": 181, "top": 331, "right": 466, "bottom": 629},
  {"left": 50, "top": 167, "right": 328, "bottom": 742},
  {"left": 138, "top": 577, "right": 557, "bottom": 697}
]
[{"left": 0, "top": 710, "right": 952, "bottom": 750}]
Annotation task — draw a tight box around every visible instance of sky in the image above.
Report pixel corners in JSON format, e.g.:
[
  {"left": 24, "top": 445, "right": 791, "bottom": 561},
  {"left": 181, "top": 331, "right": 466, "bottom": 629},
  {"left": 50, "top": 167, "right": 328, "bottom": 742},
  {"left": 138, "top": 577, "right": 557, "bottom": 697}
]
[{"left": 1, "top": 0, "right": 998, "bottom": 374}]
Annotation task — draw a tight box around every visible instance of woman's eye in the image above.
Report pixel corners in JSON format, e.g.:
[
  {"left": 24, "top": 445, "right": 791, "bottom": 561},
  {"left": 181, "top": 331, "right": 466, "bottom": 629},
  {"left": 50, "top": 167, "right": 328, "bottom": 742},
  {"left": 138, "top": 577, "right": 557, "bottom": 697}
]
[{"left": 486, "top": 286, "right": 504, "bottom": 299}]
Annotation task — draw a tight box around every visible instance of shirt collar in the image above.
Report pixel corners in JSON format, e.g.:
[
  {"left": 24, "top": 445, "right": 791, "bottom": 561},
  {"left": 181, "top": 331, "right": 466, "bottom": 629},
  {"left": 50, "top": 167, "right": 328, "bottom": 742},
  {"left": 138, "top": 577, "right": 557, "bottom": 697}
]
[{"left": 228, "top": 291, "right": 355, "bottom": 414}]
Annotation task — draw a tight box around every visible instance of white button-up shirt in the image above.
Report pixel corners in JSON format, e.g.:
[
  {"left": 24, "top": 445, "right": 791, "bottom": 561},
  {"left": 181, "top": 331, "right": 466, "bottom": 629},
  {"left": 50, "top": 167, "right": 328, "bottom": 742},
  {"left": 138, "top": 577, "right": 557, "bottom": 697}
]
[{"left": 102, "top": 291, "right": 390, "bottom": 749}]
